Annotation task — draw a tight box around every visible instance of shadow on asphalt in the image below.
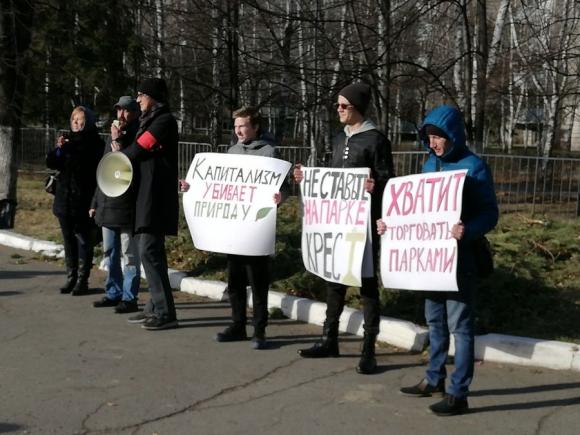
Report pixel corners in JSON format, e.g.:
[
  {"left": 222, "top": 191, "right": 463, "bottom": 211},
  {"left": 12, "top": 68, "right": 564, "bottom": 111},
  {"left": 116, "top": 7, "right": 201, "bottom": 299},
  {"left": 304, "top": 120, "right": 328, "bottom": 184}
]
[
  {"left": 0, "top": 422, "right": 24, "bottom": 433},
  {"left": 0, "top": 270, "right": 64, "bottom": 279},
  {"left": 471, "top": 381, "right": 580, "bottom": 397},
  {"left": 68, "top": 288, "right": 105, "bottom": 296},
  {"left": 174, "top": 302, "right": 229, "bottom": 309},
  {"left": 472, "top": 396, "right": 580, "bottom": 413},
  {"left": 0, "top": 291, "right": 22, "bottom": 297}
]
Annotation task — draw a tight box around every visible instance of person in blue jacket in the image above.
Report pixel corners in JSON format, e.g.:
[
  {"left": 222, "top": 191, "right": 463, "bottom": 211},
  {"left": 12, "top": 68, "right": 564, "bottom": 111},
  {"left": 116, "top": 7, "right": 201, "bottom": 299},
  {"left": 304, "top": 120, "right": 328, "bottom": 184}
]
[{"left": 378, "top": 105, "right": 498, "bottom": 416}]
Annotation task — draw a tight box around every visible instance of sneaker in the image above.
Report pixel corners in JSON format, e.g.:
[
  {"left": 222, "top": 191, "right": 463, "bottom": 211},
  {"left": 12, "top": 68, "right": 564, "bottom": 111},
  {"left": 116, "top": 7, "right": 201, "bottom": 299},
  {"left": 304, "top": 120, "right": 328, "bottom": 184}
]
[
  {"left": 429, "top": 394, "right": 469, "bottom": 416},
  {"left": 115, "top": 301, "right": 139, "bottom": 314},
  {"left": 400, "top": 379, "right": 445, "bottom": 397},
  {"left": 127, "top": 312, "right": 151, "bottom": 324},
  {"left": 93, "top": 297, "right": 120, "bottom": 308},
  {"left": 141, "top": 317, "right": 179, "bottom": 331},
  {"left": 251, "top": 332, "right": 267, "bottom": 350},
  {"left": 215, "top": 325, "right": 247, "bottom": 342}
]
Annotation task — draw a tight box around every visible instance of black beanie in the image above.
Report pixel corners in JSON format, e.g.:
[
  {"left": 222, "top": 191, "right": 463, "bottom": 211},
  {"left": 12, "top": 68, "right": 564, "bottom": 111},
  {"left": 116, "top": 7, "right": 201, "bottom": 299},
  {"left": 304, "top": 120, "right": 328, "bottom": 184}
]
[
  {"left": 424, "top": 124, "right": 449, "bottom": 140},
  {"left": 338, "top": 83, "right": 371, "bottom": 115},
  {"left": 138, "top": 78, "right": 168, "bottom": 103}
]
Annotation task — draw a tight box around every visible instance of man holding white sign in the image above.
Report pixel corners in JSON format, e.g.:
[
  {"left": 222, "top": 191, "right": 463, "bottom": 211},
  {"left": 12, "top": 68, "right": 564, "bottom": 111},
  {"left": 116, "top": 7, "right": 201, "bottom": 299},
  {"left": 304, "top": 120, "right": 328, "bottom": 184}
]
[
  {"left": 294, "top": 83, "right": 394, "bottom": 374},
  {"left": 182, "top": 107, "right": 290, "bottom": 350},
  {"left": 378, "top": 105, "right": 498, "bottom": 416}
]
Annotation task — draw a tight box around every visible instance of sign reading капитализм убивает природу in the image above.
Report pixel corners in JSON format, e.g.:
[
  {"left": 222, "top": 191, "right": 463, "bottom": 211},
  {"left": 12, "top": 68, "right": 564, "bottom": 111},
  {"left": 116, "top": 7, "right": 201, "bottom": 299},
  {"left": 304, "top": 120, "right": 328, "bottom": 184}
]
[
  {"left": 380, "top": 169, "right": 468, "bottom": 291},
  {"left": 182, "top": 152, "right": 291, "bottom": 256},
  {"left": 300, "top": 167, "right": 372, "bottom": 288}
]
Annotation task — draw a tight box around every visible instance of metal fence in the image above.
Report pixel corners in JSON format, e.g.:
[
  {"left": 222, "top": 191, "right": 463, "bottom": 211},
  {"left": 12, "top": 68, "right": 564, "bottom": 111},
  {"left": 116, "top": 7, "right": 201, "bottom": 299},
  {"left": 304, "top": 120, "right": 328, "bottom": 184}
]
[{"left": 18, "top": 128, "right": 580, "bottom": 217}]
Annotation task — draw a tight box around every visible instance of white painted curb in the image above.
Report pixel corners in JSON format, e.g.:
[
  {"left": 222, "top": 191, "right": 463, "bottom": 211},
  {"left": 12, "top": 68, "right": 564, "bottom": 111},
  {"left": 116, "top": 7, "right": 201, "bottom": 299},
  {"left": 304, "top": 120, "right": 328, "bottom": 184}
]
[
  {"left": 0, "top": 230, "right": 64, "bottom": 257},
  {"left": 474, "top": 334, "right": 580, "bottom": 371},
  {"left": 1, "top": 230, "right": 578, "bottom": 371}
]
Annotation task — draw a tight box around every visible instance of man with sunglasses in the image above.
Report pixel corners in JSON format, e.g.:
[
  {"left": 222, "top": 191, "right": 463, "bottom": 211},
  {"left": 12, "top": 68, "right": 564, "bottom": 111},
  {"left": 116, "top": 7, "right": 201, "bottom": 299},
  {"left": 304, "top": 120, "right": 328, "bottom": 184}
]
[{"left": 294, "top": 82, "right": 395, "bottom": 374}]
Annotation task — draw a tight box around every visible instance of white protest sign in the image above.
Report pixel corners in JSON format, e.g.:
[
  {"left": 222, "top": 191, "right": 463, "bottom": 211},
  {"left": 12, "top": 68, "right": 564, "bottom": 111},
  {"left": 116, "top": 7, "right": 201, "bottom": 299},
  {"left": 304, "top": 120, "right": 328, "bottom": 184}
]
[
  {"left": 183, "top": 152, "right": 291, "bottom": 255},
  {"left": 300, "top": 167, "right": 371, "bottom": 287},
  {"left": 380, "top": 169, "right": 468, "bottom": 291}
]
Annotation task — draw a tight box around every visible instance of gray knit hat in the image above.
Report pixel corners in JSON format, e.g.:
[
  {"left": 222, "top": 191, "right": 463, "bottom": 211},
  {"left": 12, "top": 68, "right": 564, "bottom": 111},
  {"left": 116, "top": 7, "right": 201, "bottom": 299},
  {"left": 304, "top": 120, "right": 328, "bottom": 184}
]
[
  {"left": 113, "top": 96, "right": 139, "bottom": 112},
  {"left": 338, "top": 83, "right": 371, "bottom": 115}
]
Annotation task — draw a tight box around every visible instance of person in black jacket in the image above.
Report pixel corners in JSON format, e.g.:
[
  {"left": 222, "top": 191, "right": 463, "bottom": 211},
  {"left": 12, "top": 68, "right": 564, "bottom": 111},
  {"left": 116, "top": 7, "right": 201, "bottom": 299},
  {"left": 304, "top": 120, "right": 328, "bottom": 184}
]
[
  {"left": 90, "top": 96, "right": 141, "bottom": 314},
  {"left": 46, "top": 106, "right": 104, "bottom": 295},
  {"left": 122, "top": 78, "right": 179, "bottom": 331},
  {"left": 294, "top": 83, "right": 395, "bottom": 373}
]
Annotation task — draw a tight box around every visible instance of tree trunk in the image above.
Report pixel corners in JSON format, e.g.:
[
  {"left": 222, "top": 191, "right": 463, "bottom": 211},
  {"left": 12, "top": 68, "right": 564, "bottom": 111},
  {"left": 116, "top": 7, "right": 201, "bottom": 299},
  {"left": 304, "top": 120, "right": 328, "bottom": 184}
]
[
  {"left": 0, "top": 127, "right": 17, "bottom": 228},
  {"left": 472, "top": 0, "right": 488, "bottom": 153},
  {"left": 209, "top": 2, "right": 224, "bottom": 150},
  {"left": 0, "top": 0, "right": 34, "bottom": 228}
]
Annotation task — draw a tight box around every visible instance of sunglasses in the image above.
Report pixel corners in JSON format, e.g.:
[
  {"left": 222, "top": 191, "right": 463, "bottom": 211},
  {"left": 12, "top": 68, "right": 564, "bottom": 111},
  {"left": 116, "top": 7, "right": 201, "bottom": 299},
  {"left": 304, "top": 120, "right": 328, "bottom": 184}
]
[{"left": 335, "top": 103, "right": 354, "bottom": 110}]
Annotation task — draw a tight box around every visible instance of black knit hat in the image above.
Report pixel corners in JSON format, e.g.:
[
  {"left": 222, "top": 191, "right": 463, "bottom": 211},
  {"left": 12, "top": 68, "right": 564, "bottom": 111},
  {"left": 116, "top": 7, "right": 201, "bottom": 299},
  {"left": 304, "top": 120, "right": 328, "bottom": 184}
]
[
  {"left": 138, "top": 78, "right": 168, "bottom": 103},
  {"left": 338, "top": 83, "right": 371, "bottom": 115},
  {"left": 424, "top": 124, "right": 449, "bottom": 140}
]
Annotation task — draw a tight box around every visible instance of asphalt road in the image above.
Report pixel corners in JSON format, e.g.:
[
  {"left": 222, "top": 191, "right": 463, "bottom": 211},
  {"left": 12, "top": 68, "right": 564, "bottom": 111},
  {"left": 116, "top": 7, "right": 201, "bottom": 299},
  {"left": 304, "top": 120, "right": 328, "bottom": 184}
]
[{"left": 1, "top": 244, "right": 579, "bottom": 435}]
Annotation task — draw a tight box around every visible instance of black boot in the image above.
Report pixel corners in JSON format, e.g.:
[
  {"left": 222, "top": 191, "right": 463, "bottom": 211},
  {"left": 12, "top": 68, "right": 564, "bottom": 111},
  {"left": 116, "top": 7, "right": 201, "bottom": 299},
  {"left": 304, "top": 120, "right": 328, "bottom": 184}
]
[
  {"left": 298, "top": 323, "right": 339, "bottom": 358},
  {"left": 59, "top": 236, "right": 78, "bottom": 294},
  {"left": 59, "top": 268, "right": 77, "bottom": 294},
  {"left": 356, "top": 332, "right": 378, "bottom": 374},
  {"left": 71, "top": 258, "right": 91, "bottom": 296}
]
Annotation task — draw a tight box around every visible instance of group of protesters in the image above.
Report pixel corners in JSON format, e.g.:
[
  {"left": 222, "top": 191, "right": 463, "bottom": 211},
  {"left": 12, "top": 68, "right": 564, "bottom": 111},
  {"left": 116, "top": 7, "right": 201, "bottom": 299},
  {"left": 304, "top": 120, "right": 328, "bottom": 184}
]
[{"left": 46, "top": 78, "right": 498, "bottom": 417}]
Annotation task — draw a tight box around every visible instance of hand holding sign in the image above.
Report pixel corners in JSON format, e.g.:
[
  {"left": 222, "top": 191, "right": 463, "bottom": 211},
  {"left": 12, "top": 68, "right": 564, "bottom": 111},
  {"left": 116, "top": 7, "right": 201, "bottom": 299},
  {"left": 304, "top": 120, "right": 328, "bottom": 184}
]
[
  {"left": 379, "top": 170, "right": 468, "bottom": 291},
  {"left": 182, "top": 153, "right": 291, "bottom": 256},
  {"left": 299, "top": 166, "right": 371, "bottom": 287}
]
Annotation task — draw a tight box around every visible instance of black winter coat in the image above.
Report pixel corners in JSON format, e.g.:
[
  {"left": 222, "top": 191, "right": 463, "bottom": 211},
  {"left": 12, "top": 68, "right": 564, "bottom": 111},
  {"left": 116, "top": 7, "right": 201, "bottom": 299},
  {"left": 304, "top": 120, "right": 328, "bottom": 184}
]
[
  {"left": 46, "top": 128, "right": 104, "bottom": 219},
  {"left": 122, "top": 105, "right": 179, "bottom": 235},
  {"left": 91, "top": 119, "right": 139, "bottom": 228},
  {"left": 331, "top": 125, "right": 395, "bottom": 223}
]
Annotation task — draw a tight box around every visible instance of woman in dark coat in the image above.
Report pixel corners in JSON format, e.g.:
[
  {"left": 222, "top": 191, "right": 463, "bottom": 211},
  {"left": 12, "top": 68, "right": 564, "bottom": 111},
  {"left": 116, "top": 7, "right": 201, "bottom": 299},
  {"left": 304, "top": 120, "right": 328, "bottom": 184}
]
[{"left": 46, "top": 106, "right": 104, "bottom": 295}]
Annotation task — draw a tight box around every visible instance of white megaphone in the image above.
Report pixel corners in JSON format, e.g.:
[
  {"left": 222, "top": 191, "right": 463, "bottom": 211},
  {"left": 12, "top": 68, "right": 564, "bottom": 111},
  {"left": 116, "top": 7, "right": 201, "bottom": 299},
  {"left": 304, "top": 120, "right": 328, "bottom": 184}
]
[{"left": 96, "top": 152, "right": 133, "bottom": 197}]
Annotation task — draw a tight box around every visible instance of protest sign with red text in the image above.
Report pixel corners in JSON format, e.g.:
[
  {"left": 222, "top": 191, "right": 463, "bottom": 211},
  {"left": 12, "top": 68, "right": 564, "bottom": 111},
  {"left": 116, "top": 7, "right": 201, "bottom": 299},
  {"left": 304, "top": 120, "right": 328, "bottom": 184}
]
[{"left": 380, "top": 170, "right": 467, "bottom": 291}]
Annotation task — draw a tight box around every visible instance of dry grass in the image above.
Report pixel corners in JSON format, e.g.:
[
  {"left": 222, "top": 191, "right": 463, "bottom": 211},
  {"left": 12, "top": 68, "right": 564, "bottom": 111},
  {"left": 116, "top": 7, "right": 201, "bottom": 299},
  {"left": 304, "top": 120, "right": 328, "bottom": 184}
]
[{"left": 15, "top": 171, "right": 62, "bottom": 242}]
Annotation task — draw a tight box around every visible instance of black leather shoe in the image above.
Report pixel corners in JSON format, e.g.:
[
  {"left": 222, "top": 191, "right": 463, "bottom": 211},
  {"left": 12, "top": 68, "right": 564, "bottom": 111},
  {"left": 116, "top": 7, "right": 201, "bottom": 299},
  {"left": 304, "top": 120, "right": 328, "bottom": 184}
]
[
  {"left": 400, "top": 379, "right": 445, "bottom": 397},
  {"left": 93, "top": 297, "right": 120, "bottom": 308},
  {"left": 429, "top": 394, "right": 469, "bottom": 416},
  {"left": 356, "top": 333, "right": 377, "bottom": 374},
  {"left": 298, "top": 339, "right": 339, "bottom": 358},
  {"left": 60, "top": 278, "right": 76, "bottom": 294},
  {"left": 142, "top": 317, "right": 178, "bottom": 330},
  {"left": 127, "top": 312, "right": 150, "bottom": 324},
  {"left": 215, "top": 325, "right": 247, "bottom": 342},
  {"left": 251, "top": 331, "right": 267, "bottom": 350},
  {"left": 115, "top": 301, "right": 139, "bottom": 314},
  {"left": 71, "top": 281, "right": 88, "bottom": 296},
  {"left": 357, "top": 353, "right": 377, "bottom": 374}
]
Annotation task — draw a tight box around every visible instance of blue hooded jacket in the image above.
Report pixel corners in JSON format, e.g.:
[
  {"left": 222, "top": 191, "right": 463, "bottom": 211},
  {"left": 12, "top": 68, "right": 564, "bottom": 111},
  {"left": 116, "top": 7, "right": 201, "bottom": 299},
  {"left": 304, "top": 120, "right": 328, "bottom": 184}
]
[{"left": 420, "top": 105, "right": 498, "bottom": 247}]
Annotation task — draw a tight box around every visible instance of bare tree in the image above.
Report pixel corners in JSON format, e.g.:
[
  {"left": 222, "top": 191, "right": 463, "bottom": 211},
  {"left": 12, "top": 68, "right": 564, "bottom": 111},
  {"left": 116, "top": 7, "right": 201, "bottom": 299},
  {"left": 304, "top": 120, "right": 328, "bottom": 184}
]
[{"left": 0, "top": 0, "right": 34, "bottom": 228}]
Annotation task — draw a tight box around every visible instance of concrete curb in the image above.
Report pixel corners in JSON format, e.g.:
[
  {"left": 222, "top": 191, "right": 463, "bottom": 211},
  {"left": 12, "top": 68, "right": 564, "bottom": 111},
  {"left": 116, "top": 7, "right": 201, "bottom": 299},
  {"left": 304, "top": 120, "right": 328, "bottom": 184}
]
[
  {"left": 176, "top": 277, "right": 428, "bottom": 352},
  {"left": 0, "top": 230, "right": 64, "bottom": 258},
  {"left": 1, "top": 230, "right": 578, "bottom": 370}
]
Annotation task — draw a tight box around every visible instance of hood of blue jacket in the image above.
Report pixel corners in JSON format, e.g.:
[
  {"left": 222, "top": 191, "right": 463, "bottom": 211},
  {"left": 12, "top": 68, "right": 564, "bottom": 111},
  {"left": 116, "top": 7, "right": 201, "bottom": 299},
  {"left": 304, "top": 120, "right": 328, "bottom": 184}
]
[{"left": 420, "top": 105, "right": 467, "bottom": 161}]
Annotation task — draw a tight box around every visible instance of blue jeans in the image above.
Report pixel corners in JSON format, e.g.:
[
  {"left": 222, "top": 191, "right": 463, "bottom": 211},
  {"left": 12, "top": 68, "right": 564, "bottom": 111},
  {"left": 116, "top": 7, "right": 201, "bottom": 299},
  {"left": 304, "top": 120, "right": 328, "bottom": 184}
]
[
  {"left": 424, "top": 275, "right": 475, "bottom": 399},
  {"left": 102, "top": 226, "right": 140, "bottom": 302}
]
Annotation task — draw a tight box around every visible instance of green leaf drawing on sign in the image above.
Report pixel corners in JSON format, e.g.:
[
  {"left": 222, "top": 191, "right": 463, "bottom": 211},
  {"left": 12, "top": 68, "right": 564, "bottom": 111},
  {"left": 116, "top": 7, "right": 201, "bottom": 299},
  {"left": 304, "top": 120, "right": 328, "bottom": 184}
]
[{"left": 255, "top": 207, "right": 273, "bottom": 221}]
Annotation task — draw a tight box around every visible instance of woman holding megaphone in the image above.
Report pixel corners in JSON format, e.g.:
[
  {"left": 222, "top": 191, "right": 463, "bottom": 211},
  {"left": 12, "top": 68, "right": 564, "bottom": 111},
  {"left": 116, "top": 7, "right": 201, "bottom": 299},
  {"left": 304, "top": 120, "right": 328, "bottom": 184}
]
[{"left": 46, "top": 106, "right": 104, "bottom": 295}]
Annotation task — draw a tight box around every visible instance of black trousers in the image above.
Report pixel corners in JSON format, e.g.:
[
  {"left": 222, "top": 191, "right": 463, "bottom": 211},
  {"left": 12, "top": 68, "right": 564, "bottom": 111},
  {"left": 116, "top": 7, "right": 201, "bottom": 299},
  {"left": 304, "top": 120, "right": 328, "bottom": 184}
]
[
  {"left": 325, "top": 276, "right": 380, "bottom": 335},
  {"left": 57, "top": 214, "right": 97, "bottom": 283},
  {"left": 227, "top": 255, "right": 270, "bottom": 333},
  {"left": 137, "top": 232, "right": 176, "bottom": 321}
]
